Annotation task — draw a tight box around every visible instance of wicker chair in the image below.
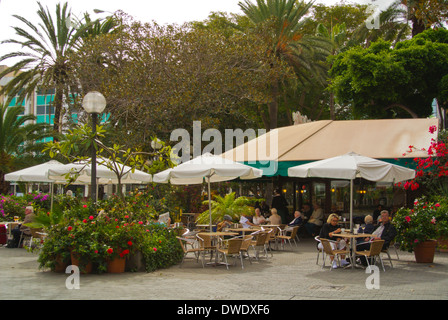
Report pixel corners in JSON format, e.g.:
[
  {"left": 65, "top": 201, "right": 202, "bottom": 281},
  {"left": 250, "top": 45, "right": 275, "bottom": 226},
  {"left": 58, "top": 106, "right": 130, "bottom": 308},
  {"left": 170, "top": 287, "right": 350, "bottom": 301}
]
[
  {"left": 218, "top": 238, "right": 244, "bottom": 270},
  {"left": 250, "top": 231, "right": 269, "bottom": 260},
  {"left": 177, "top": 236, "right": 205, "bottom": 268},
  {"left": 197, "top": 233, "right": 217, "bottom": 262},
  {"left": 239, "top": 235, "right": 254, "bottom": 264},
  {"left": 356, "top": 240, "right": 386, "bottom": 271},
  {"left": 320, "top": 238, "right": 352, "bottom": 271},
  {"left": 277, "top": 226, "right": 299, "bottom": 250}
]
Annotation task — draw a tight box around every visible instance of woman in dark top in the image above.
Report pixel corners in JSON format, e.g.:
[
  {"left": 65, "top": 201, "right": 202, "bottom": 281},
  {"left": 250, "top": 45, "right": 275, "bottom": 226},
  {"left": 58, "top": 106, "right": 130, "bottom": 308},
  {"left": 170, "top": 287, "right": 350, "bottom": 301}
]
[
  {"left": 318, "top": 213, "right": 349, "bottom": 268},
  {"left": 319, "top": 213, "right": 343, "bottom": 241}
]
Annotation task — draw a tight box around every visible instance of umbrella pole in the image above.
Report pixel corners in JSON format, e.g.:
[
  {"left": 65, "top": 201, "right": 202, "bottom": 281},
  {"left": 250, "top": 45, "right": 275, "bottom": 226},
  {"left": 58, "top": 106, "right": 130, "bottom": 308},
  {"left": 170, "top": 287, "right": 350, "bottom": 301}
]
[
  {"left": 50, "top": 183, "right": 54, "bottom": 213},
  {"left": 208, "top": 176, "right": 212, "bottom": 232},
  {"left": 350, "top": 179, "right": 353, "bottom": 232}
]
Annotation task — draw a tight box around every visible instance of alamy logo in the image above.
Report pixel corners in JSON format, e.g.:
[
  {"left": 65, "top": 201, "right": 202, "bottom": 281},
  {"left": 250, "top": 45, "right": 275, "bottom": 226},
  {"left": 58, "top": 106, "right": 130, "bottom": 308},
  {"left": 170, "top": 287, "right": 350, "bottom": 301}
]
[
  {"left": 170, "top": 121, "right": 278, "bottom": 175},
  {"left": 65, "top": 265, "right": 80, "bottom": 290},
  {"left": 365, "top": 0, "right": 406, "bottom": 29},
  {"left": 365, "top": 265, "right": 380, "bottom": 289}
]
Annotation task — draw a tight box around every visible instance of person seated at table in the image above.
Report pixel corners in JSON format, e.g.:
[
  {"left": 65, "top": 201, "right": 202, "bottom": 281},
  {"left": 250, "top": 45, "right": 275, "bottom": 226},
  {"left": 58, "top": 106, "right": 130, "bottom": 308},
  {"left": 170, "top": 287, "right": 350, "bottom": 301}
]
[
  {"left": 305, "top": 202, "right": 324, "bottom": 237},
  {"left": 356, "top": 215, "right": 375, "bottom": 244},
  {"left": 11, "top": 206, "right": 35, "bottom": 248},
  {"left": 356, "top": 210, "right": 397, "bottom": 265},
  {"left": 217, "top": 215, "right": 233, "bottom": 232},
  {"left": 318, "top": 213, "right": 349, "bottom": 268},
  {"left": 154, "top": 213, "right": 172, "bottom": 227},
  {"left": 284, "top": 210, "right": 303, "bottom": 233},
  {"left": 239, "top": 213, "right": 256, "bottom": 229},
  {"left": 252, "top": 208, "right": 266, "bottom": 225},
  {"left": 266, "top": 208, "right": 282, "bottom": 225}
]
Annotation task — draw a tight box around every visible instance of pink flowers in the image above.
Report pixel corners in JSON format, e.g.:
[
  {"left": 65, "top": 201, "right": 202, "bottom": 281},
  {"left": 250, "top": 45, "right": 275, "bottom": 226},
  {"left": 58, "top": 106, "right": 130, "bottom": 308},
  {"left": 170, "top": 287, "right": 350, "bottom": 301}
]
[
  {"left": 83, "top": 204, "right": 88, "bottom": 208},
  {"left": 405, "top": 216, "right": 411, "bottom": 223}
]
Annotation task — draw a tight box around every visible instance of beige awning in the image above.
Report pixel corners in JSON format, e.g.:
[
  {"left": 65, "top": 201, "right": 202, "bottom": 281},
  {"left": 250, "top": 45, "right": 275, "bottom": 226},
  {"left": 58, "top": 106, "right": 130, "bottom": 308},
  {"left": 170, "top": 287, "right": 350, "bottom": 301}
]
[{"left": 221, "top": 118, "right": 438, "bottom": 163}]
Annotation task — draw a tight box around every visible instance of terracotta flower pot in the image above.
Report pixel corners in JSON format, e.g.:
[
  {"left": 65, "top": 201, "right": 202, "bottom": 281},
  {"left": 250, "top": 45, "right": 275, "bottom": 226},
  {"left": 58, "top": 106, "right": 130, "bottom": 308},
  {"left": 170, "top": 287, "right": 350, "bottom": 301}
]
[
  {"left": 414, "top": 240, "right": 437, "bottom": 263},
  {"left": 52, "top": 256, "right": 68, "bottom": 273},
  {"left": 107, "top": 257, "right": 126, "bottom": 273},
  {"left": 70, "top": 251, "right": 92, "bottom": 274}
]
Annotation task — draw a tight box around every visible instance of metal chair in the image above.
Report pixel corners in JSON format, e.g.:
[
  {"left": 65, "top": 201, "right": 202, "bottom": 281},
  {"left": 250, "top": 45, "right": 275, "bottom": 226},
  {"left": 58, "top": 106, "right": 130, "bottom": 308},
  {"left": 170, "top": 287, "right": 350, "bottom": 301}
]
[
  {"left": 315, "top": 236, "right": 325, "bottom": 265},
  {"left": 250, "top": 231, "right": 269, "bottom": 260},
  {"left": 356, "top": 240, "right": 386, "bottom": 271},
  {"left": 277, "top": 226, "right": 299, "bottom": 250},
  {"left": 218, "top": 238, "right": 244, "bottom": 270},
  {"left": 177, "top": 236, "right": 205, "bottom": 268},
  {"left": 320, "top": 238, "right": 352, "bottom": 271}
]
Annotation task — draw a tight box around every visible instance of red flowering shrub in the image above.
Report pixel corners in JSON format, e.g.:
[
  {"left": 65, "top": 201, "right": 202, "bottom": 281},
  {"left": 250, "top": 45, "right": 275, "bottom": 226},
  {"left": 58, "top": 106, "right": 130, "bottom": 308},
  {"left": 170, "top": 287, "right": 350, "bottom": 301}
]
[{"left": 399, "top": 127, "right": 448, "bottom": 196}]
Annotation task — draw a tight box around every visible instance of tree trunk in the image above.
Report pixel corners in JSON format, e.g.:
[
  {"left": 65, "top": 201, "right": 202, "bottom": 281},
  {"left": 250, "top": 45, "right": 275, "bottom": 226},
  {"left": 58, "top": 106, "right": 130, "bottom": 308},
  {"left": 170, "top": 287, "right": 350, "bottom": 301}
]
[
  {"left": 411, "top": 16, "right": 425, "bottom": 37},
  {"left": 52, "top": 84, "right": 64, "bottom": 140},
  {"left": 269, "top": 82, "right": 279, "bottom": 131},
  {"left": 329, "top": 92, "right": 335, "bottom": 120},
  {"left": 0, "top": 171, "right": 10, "bottom": 195}
]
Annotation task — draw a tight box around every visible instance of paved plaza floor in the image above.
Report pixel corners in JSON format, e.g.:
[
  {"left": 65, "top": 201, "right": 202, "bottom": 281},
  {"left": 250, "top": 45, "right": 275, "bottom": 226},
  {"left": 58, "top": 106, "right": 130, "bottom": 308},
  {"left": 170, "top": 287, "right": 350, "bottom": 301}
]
[{"left": 1, "top": 237, "right": 447, "bottom": 302}]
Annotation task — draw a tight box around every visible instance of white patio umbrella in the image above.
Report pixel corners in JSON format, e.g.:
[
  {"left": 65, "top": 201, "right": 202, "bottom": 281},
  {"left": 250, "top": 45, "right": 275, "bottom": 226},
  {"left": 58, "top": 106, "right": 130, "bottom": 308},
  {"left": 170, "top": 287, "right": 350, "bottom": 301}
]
[
  {"left": 287, "top": 152, "right": 416, "bottom": 231},
  {"left": 5, "top": 160, "right": 65, "bottom": 183},
  {"left": 47, "top": 159, "right": 152, "bottom": 185},
  {"left": 153, "top": 153, "right": 264, "bottom": 231},
  {"left": 5, "top": 160, "right": 69, "bottom": 212},
  {"left": 47, "top": 158, "right": 152, "bottom": 201}
]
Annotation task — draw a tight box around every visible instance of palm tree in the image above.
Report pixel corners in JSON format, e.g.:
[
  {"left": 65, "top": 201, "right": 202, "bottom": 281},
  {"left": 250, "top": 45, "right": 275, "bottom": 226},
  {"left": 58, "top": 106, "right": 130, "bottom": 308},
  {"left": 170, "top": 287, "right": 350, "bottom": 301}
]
[
  {"left": 0, "top": 103, "right": 51, "bottom": 194},
  {"left": 316, "top": 22, "right": 347, "bottom": 120},
  {"left": 239, "top": 0, "right": 331, "bottom": 130},
  {"left": 196, "top": 192, "right": 258, "bottom": 224},
  {"left": 0, "top": 2, "right": 115, "bottom": 138}
]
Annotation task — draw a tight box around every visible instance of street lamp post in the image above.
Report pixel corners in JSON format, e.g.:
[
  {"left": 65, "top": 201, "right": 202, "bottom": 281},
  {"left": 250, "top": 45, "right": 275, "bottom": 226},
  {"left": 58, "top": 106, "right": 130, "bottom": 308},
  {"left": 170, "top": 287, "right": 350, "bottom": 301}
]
[{"left": 82, "top": 91, "right": 106, "bottom": 203}]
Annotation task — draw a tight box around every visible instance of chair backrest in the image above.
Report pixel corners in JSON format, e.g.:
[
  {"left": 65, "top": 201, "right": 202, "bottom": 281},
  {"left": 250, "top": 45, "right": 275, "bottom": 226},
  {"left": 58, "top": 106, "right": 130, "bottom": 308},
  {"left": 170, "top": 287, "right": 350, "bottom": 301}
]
[
  {"left": 197, "top": 234, "right": 214, "bottom": 249},
  {"left": 227, "top": 238, "right": 243, "bottom": 254},
  {"left": 289, "top": 226, "right": 299, "bottom": 238},
  {"left": 254, "top": 232, "right": 268, "bottom": 246},
  {"left": 370, "top": 240, "right": 385, "bottom": 256},
  {"left": 177, "top": 237, "right": 188, "bottom": 253},
  {"left": 240, "top": 235, "right": 253, "bottom": 250},
  {"left": 264, "top": 228, "right": 275, "bottom": 243},
  {"left": 320, "top": 238, "right": 334, "bottom": 255}
]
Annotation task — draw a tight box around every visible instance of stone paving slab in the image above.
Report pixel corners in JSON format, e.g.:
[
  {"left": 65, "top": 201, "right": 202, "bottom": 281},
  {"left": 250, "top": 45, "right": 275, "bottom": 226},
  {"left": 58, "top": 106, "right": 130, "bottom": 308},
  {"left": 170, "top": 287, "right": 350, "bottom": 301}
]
[{"left": 1, "top": 238, "right": 447, "bottom": 301}]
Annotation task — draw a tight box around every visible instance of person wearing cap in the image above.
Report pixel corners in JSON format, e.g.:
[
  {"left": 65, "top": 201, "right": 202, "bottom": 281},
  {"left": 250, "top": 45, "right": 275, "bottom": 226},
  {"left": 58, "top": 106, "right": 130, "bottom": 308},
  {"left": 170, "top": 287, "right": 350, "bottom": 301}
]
[{"left": 217, "top": 214, "right": 233, "bottom": 232}]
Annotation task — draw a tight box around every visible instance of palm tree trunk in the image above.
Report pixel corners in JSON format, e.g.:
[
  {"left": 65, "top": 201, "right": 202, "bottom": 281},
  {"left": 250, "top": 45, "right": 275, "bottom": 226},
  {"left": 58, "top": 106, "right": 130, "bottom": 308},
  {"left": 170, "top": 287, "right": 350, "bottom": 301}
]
[
  {"left": 0, "top": 171, "right": 10, "bottom": 195},
  {"left": 52, "top": 84, "right": 64, "bottom": 138}
]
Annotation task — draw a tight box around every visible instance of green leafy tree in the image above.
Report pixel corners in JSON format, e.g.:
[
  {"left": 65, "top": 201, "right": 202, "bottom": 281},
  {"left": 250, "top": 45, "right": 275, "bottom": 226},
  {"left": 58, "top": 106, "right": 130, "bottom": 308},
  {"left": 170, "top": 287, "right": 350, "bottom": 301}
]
[
  {"left": 44, "top": 123, "right": 176, "bottom": 199},
  {"left": 329, "top": 29, "right": 448, "bottom": 119}
]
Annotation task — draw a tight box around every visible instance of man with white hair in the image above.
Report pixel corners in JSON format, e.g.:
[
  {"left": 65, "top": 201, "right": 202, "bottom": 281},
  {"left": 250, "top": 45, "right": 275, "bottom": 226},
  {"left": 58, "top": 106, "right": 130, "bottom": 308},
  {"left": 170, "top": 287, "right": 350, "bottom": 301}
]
[{"left": 10, "top": 206, "right": 35, "bottom": 248}]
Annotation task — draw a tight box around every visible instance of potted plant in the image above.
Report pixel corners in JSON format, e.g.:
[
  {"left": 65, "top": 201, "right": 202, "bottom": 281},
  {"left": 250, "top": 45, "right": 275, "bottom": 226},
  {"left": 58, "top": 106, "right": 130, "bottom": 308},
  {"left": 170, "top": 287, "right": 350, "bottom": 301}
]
[
  {"left": 432, "top": 196, "right": 448, "bottom": 252},
  {"left": 393, "top": 197, "right": 441, "bottom": 263}
]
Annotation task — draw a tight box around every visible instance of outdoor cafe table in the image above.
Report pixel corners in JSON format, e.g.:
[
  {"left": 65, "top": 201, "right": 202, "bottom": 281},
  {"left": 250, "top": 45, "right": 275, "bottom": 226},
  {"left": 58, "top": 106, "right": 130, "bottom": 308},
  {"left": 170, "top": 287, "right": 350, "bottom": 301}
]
[
  {"left": 227, "top": 228, "right": 258, "bottom": 235},
  {"left": 338, "top": 232, "right": 375, "bottom": 269},
  {"left": 197, "top": 231, "right": 239, "bottom": 266}
]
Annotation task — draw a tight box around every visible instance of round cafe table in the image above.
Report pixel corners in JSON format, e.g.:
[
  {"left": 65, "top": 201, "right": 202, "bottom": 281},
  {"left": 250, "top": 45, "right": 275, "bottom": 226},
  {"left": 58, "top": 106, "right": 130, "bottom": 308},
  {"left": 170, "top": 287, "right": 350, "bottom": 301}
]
[{"left": 338, "top": 232, "right": 375, "bottom": 269}]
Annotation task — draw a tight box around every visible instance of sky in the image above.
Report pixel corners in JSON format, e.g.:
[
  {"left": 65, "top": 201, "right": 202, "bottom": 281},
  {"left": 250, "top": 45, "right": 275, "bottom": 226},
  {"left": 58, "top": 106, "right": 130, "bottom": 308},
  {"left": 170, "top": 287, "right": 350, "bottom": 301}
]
[{"left": 0, "top": 0, "right": 396, "bottom": 65}]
